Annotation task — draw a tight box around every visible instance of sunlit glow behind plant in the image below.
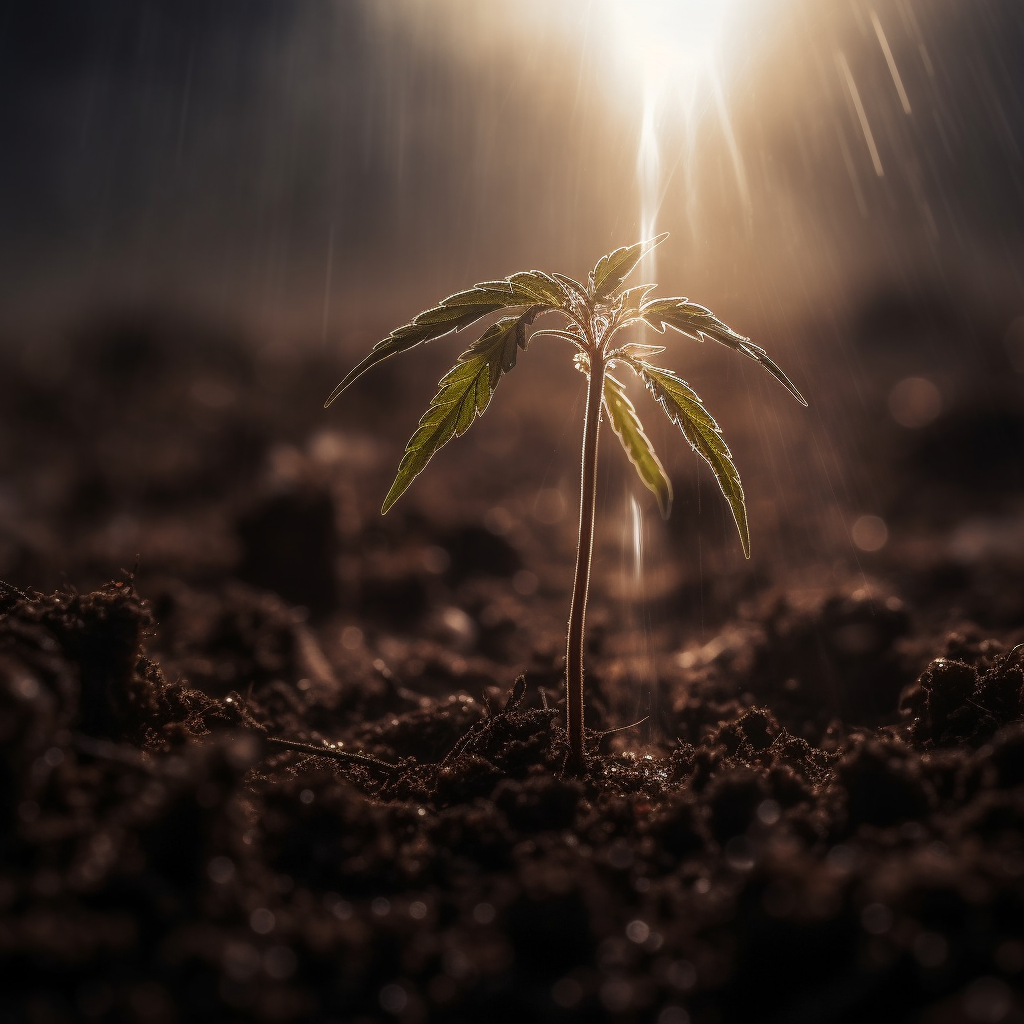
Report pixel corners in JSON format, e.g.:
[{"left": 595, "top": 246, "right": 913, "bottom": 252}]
[
  {"left": 599, "top": 0, "right": 746, "bottom": 248},
  {"left": 375, "top": 0, "right": 776, "bottom": 256},
  {"left": 606, "top": 0, "right": 737, "bottom": 98}
]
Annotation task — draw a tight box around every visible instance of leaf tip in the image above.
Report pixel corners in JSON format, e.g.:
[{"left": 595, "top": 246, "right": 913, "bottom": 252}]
[
  {"left": 738, "top": 521, "right": 751, "bottom": 558},
  {"left": 324, "top": 381, "right": 346, "bottom": 408},
  {"left": 380, "top": 487, "right": 402, "bottom": 515},
  {"left": 658, "top": 472, "right": 674, "bottom": 520}
]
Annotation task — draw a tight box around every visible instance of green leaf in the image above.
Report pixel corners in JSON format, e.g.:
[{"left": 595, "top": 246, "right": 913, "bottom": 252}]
[
  {"left": 591, "top": 233, "right": 669, "bottom": 300},
  {"left": 603, "top": 373, "right": 673, "bottom": 519},
  {"left": 733, "top": 340, "right": 808, "bottom": 407},
  {"left": 530, "top": 327, "right": 587, "bottom": 350},
  {"left": 639, "top": 297, "right": 723, "bottom": 341},
  {"left": 612, "top": 342, "right": 666, "bottom": 361},
  {"left": 506, "top": 271, "right": 566, "bottom": 307},
  {"left": 629, "top": 360, "right": 750, "bottom": 557},
  {"left": 552, "top": 272, "right": 592, "bottom": 307},
  {"left": 615, "top": 283, "right": 658, "bottom": 319},
  {"left": 325, "top": 275, "right": 563, "bottom": 408},
  {"left": 381, "top": 312, "right": 527, "bottom": 513},
  {"left": 639, "top": 298, "right": 807, "bottom": 406}
]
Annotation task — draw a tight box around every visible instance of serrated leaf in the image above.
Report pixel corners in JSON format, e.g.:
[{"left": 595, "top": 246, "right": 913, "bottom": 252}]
[
  {"left": 630, "top": 360, "right": 750, "bottom": 557},
  {"left": 381, "top": 313, "right": 528, "bottom": 513},
  {"left": 507, "top": 270, "right": 566, "bottom": 307},
  {"left": 552, "top": 272, "right": 592, "bottom": 306},
  {"left": 591, "top": 233, "right": 669, "bottom": 300},
  {"left": 613, "top": 342, "right": 667, "bottom": 360},
  {"left": 616, "top": 283, "right": 658, "bottom": 318},
  {"left": 734, "top": 340, "right": 808, "bottom": 407},
  {"left": 639, "top": 297, "right": 724, "bottom": 342},
  {"left": 639, "top": 298, "right": 807, "bottom": 406},
  {"left": 603, "top": 373, "right": 673, "bottom": 519},
  {"left": 325, "top": 274, "right": 563, "bottom": 408}
]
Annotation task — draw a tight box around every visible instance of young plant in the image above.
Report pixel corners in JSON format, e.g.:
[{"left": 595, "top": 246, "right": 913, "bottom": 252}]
[{"left": 326, "top": 234, "right": 806, "bottom": 775}]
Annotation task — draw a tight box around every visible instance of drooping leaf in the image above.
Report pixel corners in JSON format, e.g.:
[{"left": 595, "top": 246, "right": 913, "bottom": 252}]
[
  {"left": 381, "top": 313, "right": 528, "bottom": 513},
  {"left": 629, "top": 360, "right": 750, "bottom": 557},
  {"left": 591, "top": 233, "right": 669, "bottom": 300},
  {"left": 639, "top": 298, "right": 807, "bottom": 406},
  {"left": 325, "top": 275, "right": 561, "bottom": 407},
  {"left": 603, "top": 373, "right": 673, "bottom": 519},
  {"left": 324, "top": 296, "right": 500, "bottom": 407},
  {"left": 733, "top": 339, "right": 808, "bottom": 407}
]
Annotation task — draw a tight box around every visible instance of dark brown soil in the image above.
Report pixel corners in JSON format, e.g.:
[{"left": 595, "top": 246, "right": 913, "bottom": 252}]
[{"left": 1, "top": 313, "right": 1023, "bottom": 1024}]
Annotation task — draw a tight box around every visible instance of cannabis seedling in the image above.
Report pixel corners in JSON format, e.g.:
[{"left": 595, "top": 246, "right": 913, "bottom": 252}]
[{"left": 326, "top": 234, "right": 806, "bottom": 775}]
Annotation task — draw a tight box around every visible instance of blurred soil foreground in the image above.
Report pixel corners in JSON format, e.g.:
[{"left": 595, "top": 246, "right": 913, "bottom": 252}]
[{"left": 1, "top": 312, "right": 1024, "bottom": 1024}]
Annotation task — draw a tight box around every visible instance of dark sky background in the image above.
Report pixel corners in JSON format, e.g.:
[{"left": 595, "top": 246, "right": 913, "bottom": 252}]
[{"left": 0, "top": 0, "right": 1023, "bottom": 359}]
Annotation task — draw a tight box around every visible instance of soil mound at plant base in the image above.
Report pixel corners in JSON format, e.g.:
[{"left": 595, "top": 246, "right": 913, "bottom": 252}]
[{"left": 1, "top": 581, "right": 1023, "bottom": 1023}]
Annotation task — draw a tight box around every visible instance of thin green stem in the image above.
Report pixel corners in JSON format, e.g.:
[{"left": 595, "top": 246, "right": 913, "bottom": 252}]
[{"left": 564, "top": 347, "right": 606, "bottom": 776}]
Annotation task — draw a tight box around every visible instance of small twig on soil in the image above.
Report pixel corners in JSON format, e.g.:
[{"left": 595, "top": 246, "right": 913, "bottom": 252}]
[
  {"left": 440, "top": 675, "right": 534, "bottom": 766},
  {"left": 440, "top": 727, "right": 479, "bottom": 767},
  {"left": 505, "top": 674, "right": 528, "bottom": 713},
  {"left": 598, "top": 715, "right": 649, "bottom": 738},
  {"left": 265, "top": 737, "right": 399, "bottom": 771},
  {"left": 596, "top": 716, "right": 650, "bottom": 752},
  {"left": 0, "top": 579, "right": 28, "bottom": 600}
]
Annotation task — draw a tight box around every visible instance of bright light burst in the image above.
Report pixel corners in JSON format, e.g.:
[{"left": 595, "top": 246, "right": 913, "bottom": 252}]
[
  {"left": 605, "top": 0, "right": 737, "bottom": 98},
  {"left": 598, "top": 0, "right": 746, "bottom": 248},
  {"left": 386, "top": 0, "right": 760, "bottom": 244}
]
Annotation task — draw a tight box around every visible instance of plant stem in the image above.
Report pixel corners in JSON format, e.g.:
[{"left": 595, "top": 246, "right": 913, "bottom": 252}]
[{"left": 564, "top": 350, "right": 605, "bottom": 776}]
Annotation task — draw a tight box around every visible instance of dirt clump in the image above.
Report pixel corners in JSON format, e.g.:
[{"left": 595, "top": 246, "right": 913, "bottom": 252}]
[{"left": 0, "top": 323, "right": 1022, "bottom": 1022}]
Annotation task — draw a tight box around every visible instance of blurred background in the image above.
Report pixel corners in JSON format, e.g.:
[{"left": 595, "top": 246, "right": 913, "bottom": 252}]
[
  {"left": 4, "top": 8, "right": 1024, "bottom": 1017},
  {"left": 1, "top": 0, "right": 1023, "bottom": 726},
  {"left": 2, "top": 0, "right": 1022, "bottom": 332}
]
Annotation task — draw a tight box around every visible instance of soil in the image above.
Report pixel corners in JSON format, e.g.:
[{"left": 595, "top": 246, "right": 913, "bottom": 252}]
[{"left": 1, "top": 312, "right": 1023, "bottom": 1024}]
